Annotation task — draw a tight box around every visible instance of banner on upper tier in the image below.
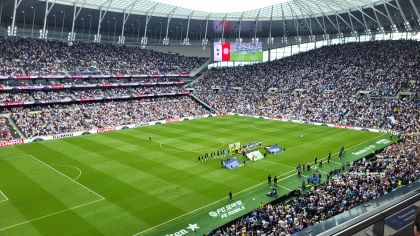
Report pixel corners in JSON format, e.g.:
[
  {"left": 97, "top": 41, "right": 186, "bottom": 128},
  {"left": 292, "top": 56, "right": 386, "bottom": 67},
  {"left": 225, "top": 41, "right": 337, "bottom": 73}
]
[{"left": 0, "top": 74, "right": 190, "bottom": 80}]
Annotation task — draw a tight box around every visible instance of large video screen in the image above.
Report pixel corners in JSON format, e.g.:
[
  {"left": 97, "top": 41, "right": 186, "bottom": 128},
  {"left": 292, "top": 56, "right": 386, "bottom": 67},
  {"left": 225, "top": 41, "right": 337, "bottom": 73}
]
[{"left": 214, "top": 42, "right": 262, "bottom": 62}]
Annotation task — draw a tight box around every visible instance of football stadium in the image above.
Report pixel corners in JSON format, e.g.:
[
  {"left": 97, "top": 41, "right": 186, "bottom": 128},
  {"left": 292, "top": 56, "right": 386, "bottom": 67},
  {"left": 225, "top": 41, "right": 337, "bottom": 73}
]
[{"left": 0, "top": 0, "right": 419, "bottom": 235}]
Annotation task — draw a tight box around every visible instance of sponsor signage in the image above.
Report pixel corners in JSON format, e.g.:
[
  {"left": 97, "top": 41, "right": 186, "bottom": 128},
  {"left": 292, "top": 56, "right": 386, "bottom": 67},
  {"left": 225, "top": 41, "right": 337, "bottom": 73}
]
[
  {"left": 352, "top": 145, "right": 376, "bottom": 156},
  {"left": 79, "top": 97, "right": 96, "bottom": 101},
  {"left": 165, "top": 223, "right": 200, "bottom": 236},
  {"left": 352, "top": 139, "right": 391, "bottom": 156},
  {"left": 333, "top": 124, "right": 355, "bottom": 130},
  {"left": 385, "top": 205, "right": 417, "bottom": 230},
  {"left": 1, "top": 101, "right": 35, "bottom": 107},
  {"left": 0, "top": 74, "right": 190, "bottom": 80},
  {"left": 15, "top": 75, "right": 31, "bottom": 79},
  {"left": 96, "top": 128, "right": 116, "bottom": 133},
  {"left": 376, "top": 139, "right": 391, "bottom": 145},
  {"left": 208, "top": 200, "right": 246, "bottom": 219},
  {"left": 166, "top": 118, "right": 180, "bottom": 123},
  {"left": 0, "top": 139, "right": 24, "bottom": 147},
  {"left": 52, "top": 133, "right": 74, "bottom": 139}
]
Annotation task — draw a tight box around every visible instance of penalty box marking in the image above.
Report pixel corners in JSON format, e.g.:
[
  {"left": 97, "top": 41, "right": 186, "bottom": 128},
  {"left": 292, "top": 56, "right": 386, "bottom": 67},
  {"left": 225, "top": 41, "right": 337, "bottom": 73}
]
[
  {"left": 0, "top": 154, "right": 105, "bottom": 232},
  {"left": 0, "top": 190, "right": 8, "bottom": 203}
]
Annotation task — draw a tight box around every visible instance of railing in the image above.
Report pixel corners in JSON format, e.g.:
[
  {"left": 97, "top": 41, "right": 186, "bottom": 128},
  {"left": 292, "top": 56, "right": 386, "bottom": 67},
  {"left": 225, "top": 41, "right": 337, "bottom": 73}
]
[{"left": 295, "top": 180, "right": 420, "bottom": 236}]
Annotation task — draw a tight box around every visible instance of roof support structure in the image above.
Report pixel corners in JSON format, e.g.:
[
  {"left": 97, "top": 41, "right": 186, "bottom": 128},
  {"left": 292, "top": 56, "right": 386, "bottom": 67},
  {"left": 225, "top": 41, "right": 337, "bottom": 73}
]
[
  {"left": 10, "top": 0, "right": 23, "bottom": 36},
  {"left": 183, "top": 12, "right": 193, "bottom": 45},
  {"left": 318, "top": 0, "right": 355, "bottom": 35},
  {"left": 141, "top": 3, "right": 158, "bottom": 46},
  {"left": 348, "top": 10, "right": 369, "bottom": 33},
  {"left": 281, "top": 3, "right": 287, "bottom": 44},
  {"left": 372, "top": 6, "right": 385, "bottom": 34},
  {"left": 94, "top": 0, "right": 112, "bottom": 43},
  {"left": 41, "top": 0, "right": 56, "bottom": 39},
  {"left": 27, "top": 0, "right": 418, "bottom": 44},
  {"left": 267, "top": 5, "right": 274, "bottom": 45},
  {"left": 351, "top": 0, "right": 389, "bottom": 27},
  {"left": 348, "top": 12, "right": 358, "bottom": 38},
  {"left": 395, "top": 0, "right": 411, "bottom": 31},
  {"left": 288, "top": 2, "right": 301, "bottom": 44},
  {"left": 313, "top": 15, "right": 328, "bottom": 36},
  {"left": 361, "top": 11, "right": 370, "bottom": 35},
  {"left": 343, "top": 0, "right": 379, "bottom": 27},
  {"left": 335, "top": 15, "right": 342, "bottom": 37},
  {"left": 367, "top": 2, "right": 390, "bottom": 21},
  {"left": 381, "top": 0, "right": 399, "bottom": 11},
  {"left": 409, "top": 0, "right": 420, "bottom": 26},
  {"left": 382, "top": 0, "right": 397, "bottom": 32},
  {"left": 316, "top": 6, "right": 340, "bottom": 33},
  {"left": 69, "top": 0, "right": 86, "bottom": 42},
  {"left": 349, "top": 13, "right": 357, "bottom": 35},
  {"left": 295, "top": 0, "right": 327, "bottom": 36},
  {"left": 329, "top": 0, "right": 369, "bottom": 34},
  {"left": 294, "top": 1, "right": 314, "bottom": 40},
  {"left": 253, "top": 9, "right": 261, "bottom": 42},
  {"left": 221, "top": 14, "right": 227, "bottom": 42},
  {"left": 237, "top": 12, "right": 244, "bottom": 43},
  {"left": 202, "top": 14, "right": 210, "bottom": 46},
  {"left": 118, "top": 2, "right": 137, "bottom": 45},
  {"left": 163, "top": 7, "right": 176, "bottom": 45}
]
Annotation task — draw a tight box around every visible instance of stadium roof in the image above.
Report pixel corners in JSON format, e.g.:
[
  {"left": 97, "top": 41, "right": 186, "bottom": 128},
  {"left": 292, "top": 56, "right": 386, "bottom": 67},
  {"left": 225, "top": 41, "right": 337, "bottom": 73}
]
[
  {"left": 7, "top": 0, "right": 416, "bottom": 43},
  {"left": 47, "top": 0, "right": 388, "bottom": 21}
]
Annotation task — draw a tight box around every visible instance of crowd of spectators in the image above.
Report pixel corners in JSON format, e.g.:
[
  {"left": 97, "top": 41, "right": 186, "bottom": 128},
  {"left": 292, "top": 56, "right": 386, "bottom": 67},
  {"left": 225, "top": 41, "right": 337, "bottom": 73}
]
[
  {"left": 190, "top": 40, "right": 420, "bottom": 235},
  {"left": 10, "top": 96, "right": 208, "bottom": 137},
  {"left": 213, "top": 135, "right": 419, "bottom": 235},
  {"left": 196, "top": 92, "right": 419, "bottom": 133},
  {"left": 0, "top": 92, "right": 34, "bottom": 102},
  {"left": 0, "top": 77, "right": 184, "bottom": 87},
  {"left": 0, "top": 85, "right": 187, "bottom": 103},
  {"left": 0, "top": 38, "right": 417, "bottom": 235},
  {"left": 194, "top": 40, "right": 419, "bottom": 96},
  {"left": 0, "top": 37, "right": 207, "bottom": 76},
  {"left": 0, "top": 117, "right": 19, "bottom": 141}
]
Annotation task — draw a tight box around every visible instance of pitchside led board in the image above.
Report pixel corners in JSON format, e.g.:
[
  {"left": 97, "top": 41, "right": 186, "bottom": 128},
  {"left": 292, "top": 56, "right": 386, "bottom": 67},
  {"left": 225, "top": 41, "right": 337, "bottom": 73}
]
[{"left": 213, "top": 41, "right": 263, "bottom": 62}]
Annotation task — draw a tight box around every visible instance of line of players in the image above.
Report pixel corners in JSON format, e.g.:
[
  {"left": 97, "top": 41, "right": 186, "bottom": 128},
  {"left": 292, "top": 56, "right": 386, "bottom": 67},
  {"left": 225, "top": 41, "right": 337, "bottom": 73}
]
[
  {"left": 297, "top": 146, "right": 346, "bottom": 189},
  {"left": 236, "top": 146, "right": 347, "bottom": 200},
  {"left": 295, "top": 146, "right": 345, "bottom": 177},
  {"left": 198, "top": 150, "right": 226, "bottom": 162},
  {"left": 198, "top": 148, "right": 270, "bottom": 164}
]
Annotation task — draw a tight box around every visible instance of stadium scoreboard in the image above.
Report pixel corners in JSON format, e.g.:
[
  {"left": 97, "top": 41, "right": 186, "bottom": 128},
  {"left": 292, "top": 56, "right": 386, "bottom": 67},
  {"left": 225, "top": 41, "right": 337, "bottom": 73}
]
[{"left": 214, "top": 41, "right": 263, "bottom": 62}]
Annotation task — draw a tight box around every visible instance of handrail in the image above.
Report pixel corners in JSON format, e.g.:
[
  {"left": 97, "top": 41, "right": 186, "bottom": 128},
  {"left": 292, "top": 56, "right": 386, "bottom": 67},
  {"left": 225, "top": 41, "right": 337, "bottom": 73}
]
[{"left": 295, "top": 180, "right": 420, "bottom": 236}]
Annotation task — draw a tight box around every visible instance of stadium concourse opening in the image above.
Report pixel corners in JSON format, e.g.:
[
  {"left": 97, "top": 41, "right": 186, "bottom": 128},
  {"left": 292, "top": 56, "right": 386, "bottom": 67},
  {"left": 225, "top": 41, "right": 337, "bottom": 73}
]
[{"left": 0, "top": 0, "right": 419, "bottom": 235}]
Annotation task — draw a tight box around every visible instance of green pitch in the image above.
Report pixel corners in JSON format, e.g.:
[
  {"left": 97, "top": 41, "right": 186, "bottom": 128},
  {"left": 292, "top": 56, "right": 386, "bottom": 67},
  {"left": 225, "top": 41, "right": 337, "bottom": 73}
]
[
  {"left": 230, "top": 51, "right": 263, "bottom": 61},
  {"left": 0, "top": 116, "right": 394, "bottom": 236}
]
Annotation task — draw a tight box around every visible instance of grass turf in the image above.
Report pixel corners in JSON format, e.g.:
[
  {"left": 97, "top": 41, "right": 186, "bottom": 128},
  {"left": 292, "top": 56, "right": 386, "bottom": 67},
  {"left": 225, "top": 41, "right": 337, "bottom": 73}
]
[
  {"left": 0, "top": 115, "right": 395, "bottom": 236},
  {"left": 230, "top": 51, "right": 263, "bottom": 61}
]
